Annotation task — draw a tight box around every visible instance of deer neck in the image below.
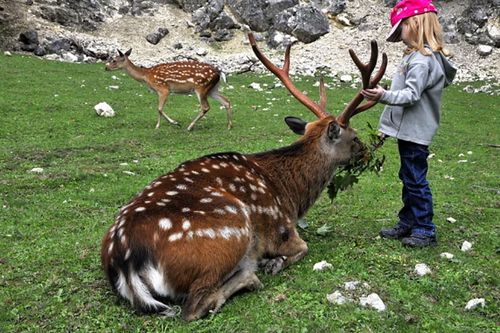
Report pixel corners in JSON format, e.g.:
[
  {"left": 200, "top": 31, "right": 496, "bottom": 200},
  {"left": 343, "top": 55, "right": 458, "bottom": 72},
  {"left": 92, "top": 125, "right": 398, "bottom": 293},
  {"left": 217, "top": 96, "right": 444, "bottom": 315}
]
[
  {"left": 252, "top": 141, "right": 337, "bottom": 219},
  {"left": 122, "top": 59, "right": 149, "bottom": 83}
]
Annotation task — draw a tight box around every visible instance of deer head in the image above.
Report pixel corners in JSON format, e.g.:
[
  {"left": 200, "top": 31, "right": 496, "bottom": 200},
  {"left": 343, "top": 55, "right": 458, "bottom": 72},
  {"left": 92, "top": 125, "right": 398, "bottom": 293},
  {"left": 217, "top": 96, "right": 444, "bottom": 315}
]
[{"left": 105, "top": 48, "right": 132, "bottom": 71}]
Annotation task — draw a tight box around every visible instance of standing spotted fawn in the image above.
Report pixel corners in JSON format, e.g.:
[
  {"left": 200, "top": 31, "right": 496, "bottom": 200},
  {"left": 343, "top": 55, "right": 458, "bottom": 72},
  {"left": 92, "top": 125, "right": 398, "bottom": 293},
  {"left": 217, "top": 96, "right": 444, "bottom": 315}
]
[
  {"left": 101, "top": 34, "right": 387, "bottom": 321},
  {"left": 105, "top": 49, "right": 232, "bottom": 131}
]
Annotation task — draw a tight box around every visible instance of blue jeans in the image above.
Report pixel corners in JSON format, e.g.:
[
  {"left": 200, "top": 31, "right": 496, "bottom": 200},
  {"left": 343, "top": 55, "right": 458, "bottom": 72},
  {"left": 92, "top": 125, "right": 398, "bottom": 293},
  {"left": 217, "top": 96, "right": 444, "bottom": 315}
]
[{"left": 396, "top": 140, "right": 436, "bottom": 237}]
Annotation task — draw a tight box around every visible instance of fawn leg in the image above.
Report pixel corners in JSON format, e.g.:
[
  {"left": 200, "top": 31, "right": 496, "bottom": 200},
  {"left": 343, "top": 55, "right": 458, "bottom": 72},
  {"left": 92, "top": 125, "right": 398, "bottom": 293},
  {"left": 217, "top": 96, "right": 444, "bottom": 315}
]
[
  {"left": 187, "top": 91, "right": 210, "bottom": 131},
  {"left": 209, "top": 87, "right": 233, "bottom": 130},
  {"left": 157, "top": 89, "right": 179, "bottom": 129}
]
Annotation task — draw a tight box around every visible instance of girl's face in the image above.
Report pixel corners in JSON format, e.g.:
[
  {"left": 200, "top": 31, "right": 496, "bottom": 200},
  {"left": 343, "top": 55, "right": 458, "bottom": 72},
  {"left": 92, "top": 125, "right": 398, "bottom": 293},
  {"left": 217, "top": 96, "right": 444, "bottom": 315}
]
[{"left": 400, "top": 17, "right": 416, "bottom": 46}]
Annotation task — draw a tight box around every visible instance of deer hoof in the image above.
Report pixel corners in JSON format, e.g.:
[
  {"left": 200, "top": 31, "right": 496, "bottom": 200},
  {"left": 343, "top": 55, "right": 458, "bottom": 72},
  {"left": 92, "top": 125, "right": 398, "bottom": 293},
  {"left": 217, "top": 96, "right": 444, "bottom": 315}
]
[{"left": 261, "top": 257, "right": 286, "bottom": 275}]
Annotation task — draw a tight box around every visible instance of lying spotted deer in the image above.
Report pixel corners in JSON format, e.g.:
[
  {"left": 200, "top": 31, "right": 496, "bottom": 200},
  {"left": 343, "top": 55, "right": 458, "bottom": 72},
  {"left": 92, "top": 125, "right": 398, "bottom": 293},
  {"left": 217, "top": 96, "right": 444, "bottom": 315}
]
[
  {"left": 101, "top": 34, "right": 387, "bottom": 321},
  {"left": 105, "top": 49, "right": 232, "bottom": 131}
]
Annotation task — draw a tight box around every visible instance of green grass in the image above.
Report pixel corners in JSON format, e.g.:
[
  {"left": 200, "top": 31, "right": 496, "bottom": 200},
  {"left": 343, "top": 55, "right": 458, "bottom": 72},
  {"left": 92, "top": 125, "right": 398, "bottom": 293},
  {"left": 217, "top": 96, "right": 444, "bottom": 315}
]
[{"left": 0, "top": 54, "right": 498, "bottom": 332}]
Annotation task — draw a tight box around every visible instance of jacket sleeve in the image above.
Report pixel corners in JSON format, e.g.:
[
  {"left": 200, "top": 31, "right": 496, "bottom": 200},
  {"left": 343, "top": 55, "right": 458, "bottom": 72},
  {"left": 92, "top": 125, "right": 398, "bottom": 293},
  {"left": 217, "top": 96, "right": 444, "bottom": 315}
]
[{"left": 379, "top": 61, "right": 430, "bottom": 106}]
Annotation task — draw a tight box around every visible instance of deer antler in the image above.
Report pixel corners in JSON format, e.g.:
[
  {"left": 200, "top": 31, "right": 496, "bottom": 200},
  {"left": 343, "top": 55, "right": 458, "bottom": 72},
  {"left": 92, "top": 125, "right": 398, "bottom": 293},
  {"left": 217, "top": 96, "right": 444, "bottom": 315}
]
[
  {"left": 336, "top": 40, "right": 387, "bottom": 127},
  {"left": 248, "top": 33, "right": 330, "bottom": 119}
]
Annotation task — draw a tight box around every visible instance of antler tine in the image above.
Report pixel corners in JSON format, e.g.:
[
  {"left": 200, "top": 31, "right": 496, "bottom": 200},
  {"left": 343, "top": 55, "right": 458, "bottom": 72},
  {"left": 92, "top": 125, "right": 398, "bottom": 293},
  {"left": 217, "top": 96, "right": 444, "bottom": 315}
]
[
  {"left": 337, "top": 40, "right": 387, "bottom": 127},
  {"left": 319, "top": 77, "right": 327, "bottom": 111},
  {"left": 248, "top": 33, "right": 330, "bottom": 119}
]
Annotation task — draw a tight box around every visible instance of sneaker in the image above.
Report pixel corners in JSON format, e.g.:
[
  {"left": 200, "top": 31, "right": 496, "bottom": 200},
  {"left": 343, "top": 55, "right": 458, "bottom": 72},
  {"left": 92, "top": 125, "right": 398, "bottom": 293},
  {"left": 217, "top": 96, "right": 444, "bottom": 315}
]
[
  {"left": 379, "top": 225, "right": 412, "bottom": 239},
  {"left": 402, "top": 234, "right": 437, "bottom": 248}
]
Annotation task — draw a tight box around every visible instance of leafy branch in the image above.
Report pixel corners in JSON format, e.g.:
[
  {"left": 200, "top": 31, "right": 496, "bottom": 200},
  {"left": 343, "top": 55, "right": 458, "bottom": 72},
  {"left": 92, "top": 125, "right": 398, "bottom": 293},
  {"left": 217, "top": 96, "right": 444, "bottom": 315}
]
[{"left": 327, "top": 122, "right": 385, "bottom": 201}]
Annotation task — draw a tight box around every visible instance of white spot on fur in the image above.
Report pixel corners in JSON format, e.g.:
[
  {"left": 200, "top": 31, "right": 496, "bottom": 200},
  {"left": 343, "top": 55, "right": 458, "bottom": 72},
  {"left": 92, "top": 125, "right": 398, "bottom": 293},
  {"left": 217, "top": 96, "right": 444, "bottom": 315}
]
[
  {"left": 168, "top": 232, "right": 183, "bottom": 242},
  {"left": 182, "top": 219, "right": 191, "bottom": 231},
  {"left": 159, "top": 218, "right": 172, "bottom": 230},
  {"left": 225, "top": 205, "right": 237, "bottom": 214},
  {"left": 176, "top": 184, "right": 187, "bottom": 190},
  {"left": 201, "top": 168, "right": 210, "bottom": 173},
  {"left": 213, "top": 208, "right": 226, "bottom": 215},
  {"left": 182, "top": 207, "right": 191, "bottom": 213},
  {"left": 211, "top": 191, "right": 223, "bottom": 197},
  {"left": 166, "top": 191, "right": 178, "bottom": 196},
  {"left": 156, "top": 202, "right": 166, "bottom": 206},
  {"left": 200, "top": 198, "right": 213, "bottom": 203},
  {"left": 135, "top": 207, "right": 146, "bottom": 212}
]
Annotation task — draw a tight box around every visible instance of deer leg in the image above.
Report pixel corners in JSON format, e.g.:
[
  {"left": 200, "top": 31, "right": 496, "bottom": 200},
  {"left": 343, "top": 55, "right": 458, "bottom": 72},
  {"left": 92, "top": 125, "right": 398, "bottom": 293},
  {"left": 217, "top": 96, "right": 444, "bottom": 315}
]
[
  {"left": 187, "top": 92, "right": 210, "bottom": 131},
  {"left": 259, "top": 232, "right": 308, "bottom": 275},
  {"left": 157, "top": 89, "right": 179, "bottom": 129},
  {"left": 182, "top": 266, "right": 262, "bottom": 321},
  {"left": 209, "top": 87, "right": 233, "bottom": 130}
]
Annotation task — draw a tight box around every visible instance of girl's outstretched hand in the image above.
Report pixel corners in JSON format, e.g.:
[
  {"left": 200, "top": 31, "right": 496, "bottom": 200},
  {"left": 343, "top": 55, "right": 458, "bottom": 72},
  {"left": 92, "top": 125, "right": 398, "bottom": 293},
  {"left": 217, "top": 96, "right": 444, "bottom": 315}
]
[{"left": 361, "top": 85, "right": 385, "bottom": 101}]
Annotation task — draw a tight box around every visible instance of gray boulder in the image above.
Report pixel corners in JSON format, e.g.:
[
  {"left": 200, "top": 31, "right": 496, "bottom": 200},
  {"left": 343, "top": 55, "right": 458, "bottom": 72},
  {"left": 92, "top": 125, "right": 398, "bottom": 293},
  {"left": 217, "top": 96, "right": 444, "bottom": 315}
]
[
  {"left": 146, "top": 28, "right": 170, "bottom": 45},
  {"left": 226, "top": 0, "right": 270, "bottom": 32},
  {"left": 311, "top": 0, "right": 346, "bottom": 16},
  {"left": 273, "top": 5, "right": 329, "bottom": 43},
  {"left": 172, "top": 0, "right": 207, "bottom": 12},
  {"left": 19, "top": 30, "right": 39, "bottom": 45}
]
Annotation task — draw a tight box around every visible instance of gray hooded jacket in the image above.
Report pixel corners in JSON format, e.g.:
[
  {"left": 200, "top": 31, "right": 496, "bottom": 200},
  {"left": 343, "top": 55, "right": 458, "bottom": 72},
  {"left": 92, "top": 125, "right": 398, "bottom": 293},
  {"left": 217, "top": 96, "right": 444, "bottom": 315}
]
[{"left": 378, "top": 48, "right": 457, "bottom": 146}]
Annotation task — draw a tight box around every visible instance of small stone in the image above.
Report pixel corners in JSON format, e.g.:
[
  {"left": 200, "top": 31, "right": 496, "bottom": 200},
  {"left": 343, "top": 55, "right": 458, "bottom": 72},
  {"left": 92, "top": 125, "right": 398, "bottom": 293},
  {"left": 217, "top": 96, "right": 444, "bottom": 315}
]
[
  {"left": 344, "top": 281, "right": 360, "bottom": 291},
  {"left": 446, "top": 217, "right": 457, "bottom": 224},
  {"left": 196, "top": 48, "right": 208, "bottom": 56},
  {"left": 477, "top": 45, "right": 493, "bottom": 57},
  {"left": 461, "top": 241, "right": 472, "bottom": 252},
  {"left": 340, "top": 74, "right": 353, "bottom": 82},
  {"left": 313, "top": 260, "right": 332, "bottom": 271},
  {"left": 359, "top": 293, "right": 386, "bottom": 312},
  {"left": 414, "top": 263, "right": 432, "bottom": 276},
  {"left": 29, "top": 167, "right": 44, "bottom": 173},
  {"left": 94, "top": 102, "right": 115, "bottom": 117},
  {"left": 440, "top": 252, "right": 454, "bottom": 260},
  {"left": 4, "top": 51, "right": 12, "bottom": 56},
  {"left": 465, "top": 298, "right": 485, "bottom": 310},
  {"left": 249, "top": 82, "right": 263, "bottom": 91},
  {"left": 327, "top": 291, "right": 348, "bottom": 305}
]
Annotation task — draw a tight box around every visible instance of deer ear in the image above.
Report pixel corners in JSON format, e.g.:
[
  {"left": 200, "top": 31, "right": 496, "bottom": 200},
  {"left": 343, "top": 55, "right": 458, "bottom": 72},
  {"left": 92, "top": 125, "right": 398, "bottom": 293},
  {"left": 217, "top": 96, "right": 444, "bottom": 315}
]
[
  {"left": 125, "top": 48, "right": 132, "bottom": 56},
  {"left": 285, "top": 116, "right": 307, "bottom": 135},
  {"left": 327, "top": 121, "right": 341, "bottom": 140},
  {"left": 117, "top": 49, "right": 124, "bottom": 57}
]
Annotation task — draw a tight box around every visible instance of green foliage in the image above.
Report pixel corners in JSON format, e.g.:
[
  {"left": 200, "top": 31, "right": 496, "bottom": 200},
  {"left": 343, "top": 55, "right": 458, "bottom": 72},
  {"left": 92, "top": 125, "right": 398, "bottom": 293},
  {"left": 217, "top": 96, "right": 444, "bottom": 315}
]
[
  {"left": 328, "top": 122, "right": 386, "bottom": 201},
  {"left": 0, "top": 54, "right": 498, "bottom": 332}
]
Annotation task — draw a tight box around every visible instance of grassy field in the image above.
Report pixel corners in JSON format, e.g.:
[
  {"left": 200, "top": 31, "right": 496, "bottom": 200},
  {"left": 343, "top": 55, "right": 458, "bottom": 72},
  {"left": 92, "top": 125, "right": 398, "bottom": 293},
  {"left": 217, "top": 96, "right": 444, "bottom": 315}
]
[{"left": 0, "top": 53, "right": 498, "bottom": 332}]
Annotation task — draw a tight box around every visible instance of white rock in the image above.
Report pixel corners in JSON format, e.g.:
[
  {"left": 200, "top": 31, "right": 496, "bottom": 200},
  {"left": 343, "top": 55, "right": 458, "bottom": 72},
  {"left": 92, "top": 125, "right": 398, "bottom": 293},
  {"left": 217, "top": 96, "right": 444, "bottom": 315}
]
[
  {"left": 196, "top": 48, "right": 208, "bottom": 56},
  {"left": 249, "top": 82, "right": 263, "bottom": 91},
  {"left": 461, "top": 241, "right": 472, "bottom": 252},
  {"left": 4, "top": 51, "right": 12, "bottom": 56},
  {"left": 94, "top": 102, "right": 115, "bottom": 117},
  {"left": 327, "top": 291, "right": 348, "bottom": 305},
  {"left": 313, "top": 260, "right": 332, "bottom": 271},
  {"left": 340, "top": 74, "right": 353, "bottom": 82},
  {"left": 477, "top": 45, "right": 493, "bottom": 57},
  {"left": 108, "top": 85, "right": 120, "bottom": 90},
  {"left": 465, "top": 298, "right": 485, "bottom": 310},
  {"left": 62, "top": 52, "right": 79, "bottom": 63},
  {"left": 414, "top": 263, "right": 432, "bottom": 276},
  {"left": 446, "top": 217, "right": 457, "bottom": 224},
  {"left": 29, "top": 167, "right": 44, "bottom": 174},
  {"left": 359, "top": 293, "right": 386, "bottom": 312},
  {"left": 440, "top": 252, "right": 454, "bottom": 260},
  {"left": 344, "top": 281, "right": 360, "bottom": 291}
]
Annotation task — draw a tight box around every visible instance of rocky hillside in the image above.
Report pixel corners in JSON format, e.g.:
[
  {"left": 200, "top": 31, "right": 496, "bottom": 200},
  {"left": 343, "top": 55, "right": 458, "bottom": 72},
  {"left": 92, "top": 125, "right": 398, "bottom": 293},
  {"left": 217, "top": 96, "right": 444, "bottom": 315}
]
[{"left": 1, "top": 0, "right": 499, "bottom": 86}]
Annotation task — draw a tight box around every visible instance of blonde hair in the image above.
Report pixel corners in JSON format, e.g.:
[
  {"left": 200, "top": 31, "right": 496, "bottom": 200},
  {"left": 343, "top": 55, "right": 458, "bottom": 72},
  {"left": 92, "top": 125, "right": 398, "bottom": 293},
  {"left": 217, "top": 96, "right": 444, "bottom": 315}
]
[{"left": 403, "top": 12, "right": 452, "bottom": 57}]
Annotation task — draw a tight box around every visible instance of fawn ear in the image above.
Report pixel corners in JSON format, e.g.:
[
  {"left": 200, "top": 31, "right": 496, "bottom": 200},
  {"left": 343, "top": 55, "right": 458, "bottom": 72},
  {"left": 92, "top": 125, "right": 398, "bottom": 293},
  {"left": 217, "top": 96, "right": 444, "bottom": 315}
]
[
  {"left": 125, "top": 48, "right": 132, "bottom": 57},
  {"left": 285, "top": 116, "right": 307, "bottom": 135},
  {"left": 327, "top": 121, "right": 341, "bottom": 140},
  {"left": 117, "top": 49, "right": 124, "bottom": 57}
]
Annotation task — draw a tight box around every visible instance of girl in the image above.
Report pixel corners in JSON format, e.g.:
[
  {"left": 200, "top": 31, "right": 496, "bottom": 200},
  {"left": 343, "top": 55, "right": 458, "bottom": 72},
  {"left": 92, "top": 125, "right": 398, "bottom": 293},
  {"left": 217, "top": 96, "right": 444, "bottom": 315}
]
[{"left": 362, "top": 0, "right": 457, "bottom": 247}]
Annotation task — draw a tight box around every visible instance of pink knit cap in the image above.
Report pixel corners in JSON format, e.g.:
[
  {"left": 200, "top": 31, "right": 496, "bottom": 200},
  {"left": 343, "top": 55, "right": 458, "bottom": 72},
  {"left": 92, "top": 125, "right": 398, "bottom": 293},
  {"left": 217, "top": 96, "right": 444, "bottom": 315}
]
[{"left": 386, "top": 0, "right": 438, "bottom": 42}]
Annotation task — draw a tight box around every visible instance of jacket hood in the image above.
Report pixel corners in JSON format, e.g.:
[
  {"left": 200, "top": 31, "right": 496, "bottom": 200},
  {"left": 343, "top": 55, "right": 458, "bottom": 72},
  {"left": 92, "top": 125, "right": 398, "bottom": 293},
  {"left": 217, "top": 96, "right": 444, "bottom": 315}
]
[{"left": 434, "top": 52, "right": 457, "bottom": 87}]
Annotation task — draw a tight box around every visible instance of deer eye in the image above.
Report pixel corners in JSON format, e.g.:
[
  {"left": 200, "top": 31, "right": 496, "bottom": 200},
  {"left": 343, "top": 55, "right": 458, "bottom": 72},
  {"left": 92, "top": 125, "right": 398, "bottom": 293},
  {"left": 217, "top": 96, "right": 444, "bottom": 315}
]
[{"left": 278, "top": 225, "right": 289, "bottom": 242}]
